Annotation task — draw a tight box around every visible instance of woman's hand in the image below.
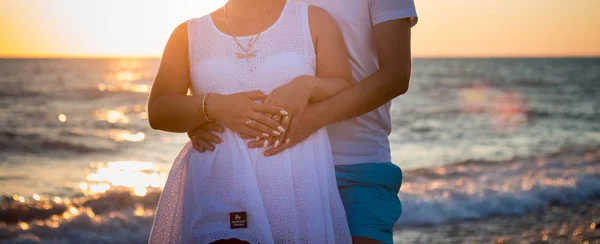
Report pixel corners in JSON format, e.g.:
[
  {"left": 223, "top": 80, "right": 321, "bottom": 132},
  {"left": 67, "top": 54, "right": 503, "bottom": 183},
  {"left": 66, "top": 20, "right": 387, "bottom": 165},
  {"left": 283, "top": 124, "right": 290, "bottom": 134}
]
[
  {"left": 246, "top": 104, "right": 325, "bottom": 157},
  {"left": 260, "top": 76, "right": 316, "bottom": 148},
  {"left": 206, "top": 90, "right": 288, "bottom": 139}
]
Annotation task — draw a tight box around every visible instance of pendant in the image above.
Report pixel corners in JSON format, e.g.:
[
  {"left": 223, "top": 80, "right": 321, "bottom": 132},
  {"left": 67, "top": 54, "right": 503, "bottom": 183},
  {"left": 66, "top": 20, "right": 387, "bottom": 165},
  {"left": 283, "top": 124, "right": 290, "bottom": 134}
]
[{"left": 236, "top": 50, "right": 257, "bottom": 61}]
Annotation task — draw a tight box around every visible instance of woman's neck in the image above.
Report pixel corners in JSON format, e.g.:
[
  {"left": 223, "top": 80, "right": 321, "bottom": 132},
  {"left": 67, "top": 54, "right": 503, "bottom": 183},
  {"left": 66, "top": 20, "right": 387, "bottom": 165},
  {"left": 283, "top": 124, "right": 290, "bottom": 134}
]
[{"left": 226, "top": 0, "right": 281, "bottom": 19}]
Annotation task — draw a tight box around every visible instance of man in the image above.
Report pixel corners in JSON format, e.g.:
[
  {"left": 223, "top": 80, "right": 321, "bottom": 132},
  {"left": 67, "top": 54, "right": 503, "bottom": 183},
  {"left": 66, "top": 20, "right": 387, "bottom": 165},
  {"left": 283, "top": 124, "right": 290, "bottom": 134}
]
[{"left": 188, "top": 1, "right": 417, "bottom": 243}]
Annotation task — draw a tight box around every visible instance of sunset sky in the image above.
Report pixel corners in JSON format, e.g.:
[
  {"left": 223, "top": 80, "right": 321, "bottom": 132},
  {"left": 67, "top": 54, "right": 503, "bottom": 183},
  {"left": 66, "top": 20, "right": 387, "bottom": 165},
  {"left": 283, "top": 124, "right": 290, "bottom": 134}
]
[{"left": 1, "top": 0, "right": 599, "bottom": 58}]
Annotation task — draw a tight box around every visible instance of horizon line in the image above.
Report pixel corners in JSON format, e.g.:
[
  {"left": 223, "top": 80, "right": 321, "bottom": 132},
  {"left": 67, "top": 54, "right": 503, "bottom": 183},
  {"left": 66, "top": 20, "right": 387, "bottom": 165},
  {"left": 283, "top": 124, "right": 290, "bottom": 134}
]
[{"left": 1, "top": 54, "right": 599, "bottom": 59}]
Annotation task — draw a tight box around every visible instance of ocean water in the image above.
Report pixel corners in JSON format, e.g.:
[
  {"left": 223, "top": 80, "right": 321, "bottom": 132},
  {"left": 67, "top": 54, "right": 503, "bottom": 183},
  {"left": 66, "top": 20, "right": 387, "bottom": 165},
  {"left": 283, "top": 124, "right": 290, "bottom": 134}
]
[{"left": 0, "top": 58, "right": 599, "bottom": 243}]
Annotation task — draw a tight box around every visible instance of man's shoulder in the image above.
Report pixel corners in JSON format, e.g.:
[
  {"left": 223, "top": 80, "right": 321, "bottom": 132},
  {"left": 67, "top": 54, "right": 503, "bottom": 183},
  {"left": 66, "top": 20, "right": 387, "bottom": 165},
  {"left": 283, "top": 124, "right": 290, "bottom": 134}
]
[{"left": 294, "top": 0, "right": 369, "bottom": 11}]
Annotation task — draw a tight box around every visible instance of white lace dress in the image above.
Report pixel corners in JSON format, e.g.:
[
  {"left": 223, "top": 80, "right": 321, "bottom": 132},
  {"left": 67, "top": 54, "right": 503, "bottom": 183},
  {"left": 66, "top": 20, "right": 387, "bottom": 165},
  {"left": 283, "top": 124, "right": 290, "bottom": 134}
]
[{"left": 149, "top": 2, "right": 351, "bottom": 243}]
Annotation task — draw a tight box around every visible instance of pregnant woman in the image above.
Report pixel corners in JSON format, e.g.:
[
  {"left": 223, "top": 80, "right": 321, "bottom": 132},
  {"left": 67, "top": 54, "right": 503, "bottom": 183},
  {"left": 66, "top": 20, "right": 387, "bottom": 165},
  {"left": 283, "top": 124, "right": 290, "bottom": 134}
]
[{"left": 147, "top": 0, "right": 353, "bottom": 243}]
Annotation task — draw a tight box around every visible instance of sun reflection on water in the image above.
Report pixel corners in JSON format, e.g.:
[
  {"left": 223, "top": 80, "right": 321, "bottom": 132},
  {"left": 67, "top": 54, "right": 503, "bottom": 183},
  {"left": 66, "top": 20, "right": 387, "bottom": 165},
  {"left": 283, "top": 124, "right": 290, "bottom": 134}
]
[
  {"left": 82, "top": 161, "right": 165, "bottom": 197},
  {"left": 97, "top": 82, "right": 149, "bottom": 93},
  {"left": 18, "top": 222, "right": 29, "bottom": 230},
  {"left": 94, "top": 109, "right": 129, "bottom": 124},
  {"left": 111, "top": 130, "right": 144, "bottom": 142},
  {"left": 98, "top": 67, "right": 151, "bottom": 93},
  {"left": 134, "top": 187, "right": 147, "bottom": 197},
  {"left": 93, "top": 106, "right": 148, "bottom": 124},
  {"left": 58, "top": 114, "right": 67, "bottom": 122},
  {"left": 91, "top": 129, "right": 145, "bottom": 142},
  {"left": 117, "top": 71, "right": 135, "bottom": 81}
]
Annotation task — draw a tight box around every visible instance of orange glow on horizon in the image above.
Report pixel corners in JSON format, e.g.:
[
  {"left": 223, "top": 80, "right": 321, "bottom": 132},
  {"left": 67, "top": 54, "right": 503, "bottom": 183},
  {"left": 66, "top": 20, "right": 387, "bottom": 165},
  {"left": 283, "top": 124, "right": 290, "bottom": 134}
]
[
  {"left": 0, "top": 0, "right": 599, "bottom": 58},
  {"left": 0, "top": 0, "right": 228, "bottom": 58},
  {"left": 411, "top": 0, "right": 600, "bottom": 57}
]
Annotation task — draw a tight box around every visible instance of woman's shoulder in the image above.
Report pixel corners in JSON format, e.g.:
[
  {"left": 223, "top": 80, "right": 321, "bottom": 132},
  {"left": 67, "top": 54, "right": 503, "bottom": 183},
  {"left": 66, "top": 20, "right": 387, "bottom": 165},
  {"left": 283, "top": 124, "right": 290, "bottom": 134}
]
[
  {"left": 306, "top": 4, "right": 339, "bottom": 38},
  {"left": 185, "top": 14, "right": 211, "bottom": 28},
  {"left": 186, "top": 6, "right": 222, "bottom": 28},
  {"left": 183, "top": 12, "right": 218, "bottom": 39},
  {"left": 168, "top": 10, "right": 211, "bottom": 42},
  {"left": 166, "top": 22, "right": 188, "bottom": 44}
]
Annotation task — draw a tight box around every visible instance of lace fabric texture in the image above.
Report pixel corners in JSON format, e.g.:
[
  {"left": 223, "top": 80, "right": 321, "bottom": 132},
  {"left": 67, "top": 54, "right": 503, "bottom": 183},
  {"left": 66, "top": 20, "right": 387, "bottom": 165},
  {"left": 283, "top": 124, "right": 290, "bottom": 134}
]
[{"left": 149, "top": 2, "right": 351, "bottom": 243}]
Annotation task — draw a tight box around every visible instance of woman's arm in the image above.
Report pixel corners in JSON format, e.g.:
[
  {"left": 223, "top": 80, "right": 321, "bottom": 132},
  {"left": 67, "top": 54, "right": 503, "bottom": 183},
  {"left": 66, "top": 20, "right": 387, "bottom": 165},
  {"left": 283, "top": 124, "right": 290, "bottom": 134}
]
[
  {"left": 275, "top": 6, "right": 353, "bottom": 104},
  {"left": 148, "top": 23, "right": 204, "bottom": 133},
  {"left": 148, "top": 23, "right": 286, "bottom": 135},
  {"left": 259, "top": 6, "right": 353, "bottom": 148},
  {"left": 305, "top": 5, "right": 354, "bottom": 103}
]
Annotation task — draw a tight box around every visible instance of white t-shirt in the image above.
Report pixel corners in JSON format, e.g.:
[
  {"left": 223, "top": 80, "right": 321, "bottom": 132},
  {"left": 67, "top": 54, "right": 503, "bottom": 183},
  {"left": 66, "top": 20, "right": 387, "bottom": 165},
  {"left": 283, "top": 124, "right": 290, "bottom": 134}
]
[{"left": 295, "top": 0, "right": 418, "bottom": 165}]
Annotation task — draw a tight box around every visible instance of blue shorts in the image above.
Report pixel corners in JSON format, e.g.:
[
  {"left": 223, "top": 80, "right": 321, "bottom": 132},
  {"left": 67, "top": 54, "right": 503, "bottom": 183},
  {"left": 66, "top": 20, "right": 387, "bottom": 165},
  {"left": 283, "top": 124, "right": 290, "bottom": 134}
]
[{"left": 335, "top": 162, "right": 403, "bottom": 244}]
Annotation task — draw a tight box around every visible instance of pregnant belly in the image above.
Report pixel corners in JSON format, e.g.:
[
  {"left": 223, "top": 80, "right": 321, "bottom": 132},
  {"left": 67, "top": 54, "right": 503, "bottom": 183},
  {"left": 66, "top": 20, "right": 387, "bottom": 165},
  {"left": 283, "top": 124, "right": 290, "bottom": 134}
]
[
  {"left": 184, "top": 127, "right": 333, "bottom": 214},
  {"left": 181, "top": 129, "right": 336, "bottom": 243},
  {"left": 186, "top": 128, "right": 331, "bottom": 172}
]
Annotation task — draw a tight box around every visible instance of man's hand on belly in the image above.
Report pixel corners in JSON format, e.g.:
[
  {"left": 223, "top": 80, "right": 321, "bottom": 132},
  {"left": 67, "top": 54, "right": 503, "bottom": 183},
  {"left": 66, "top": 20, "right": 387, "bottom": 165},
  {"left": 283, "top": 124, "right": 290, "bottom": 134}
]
[{"left": 187, "top": 122, "right": 224, "bottom": 152}]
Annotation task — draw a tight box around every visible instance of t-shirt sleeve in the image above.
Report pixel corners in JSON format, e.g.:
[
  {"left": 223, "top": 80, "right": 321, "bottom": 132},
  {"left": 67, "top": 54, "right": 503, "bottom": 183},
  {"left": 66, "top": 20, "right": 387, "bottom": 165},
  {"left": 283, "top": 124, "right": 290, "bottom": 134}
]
[{"left": 369, "top": 0, "right": 418, "bottom": 27}]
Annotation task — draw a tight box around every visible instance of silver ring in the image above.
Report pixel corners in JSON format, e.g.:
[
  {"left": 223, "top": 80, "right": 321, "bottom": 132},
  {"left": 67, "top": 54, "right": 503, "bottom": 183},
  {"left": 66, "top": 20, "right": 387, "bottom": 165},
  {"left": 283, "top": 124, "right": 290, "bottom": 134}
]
[{"left": 245, "top": 119, "right": 252, "bottom": 126}]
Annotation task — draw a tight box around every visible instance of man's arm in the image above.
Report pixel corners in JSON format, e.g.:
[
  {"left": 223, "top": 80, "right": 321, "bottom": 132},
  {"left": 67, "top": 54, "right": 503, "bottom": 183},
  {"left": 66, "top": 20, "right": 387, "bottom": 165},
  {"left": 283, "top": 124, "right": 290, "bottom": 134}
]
[
  {"left": 312, "top": 18, "right": 412, "bottom": 126},
  {"left": 264, "top": 17, "right": 413, "bottom": 156}
]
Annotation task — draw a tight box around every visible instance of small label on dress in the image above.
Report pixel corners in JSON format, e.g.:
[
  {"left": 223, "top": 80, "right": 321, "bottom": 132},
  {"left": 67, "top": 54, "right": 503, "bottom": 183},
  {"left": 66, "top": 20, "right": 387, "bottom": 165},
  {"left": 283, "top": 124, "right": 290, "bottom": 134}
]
[{"left": 230, "top": 212, "right": 248, "bottom": 229}]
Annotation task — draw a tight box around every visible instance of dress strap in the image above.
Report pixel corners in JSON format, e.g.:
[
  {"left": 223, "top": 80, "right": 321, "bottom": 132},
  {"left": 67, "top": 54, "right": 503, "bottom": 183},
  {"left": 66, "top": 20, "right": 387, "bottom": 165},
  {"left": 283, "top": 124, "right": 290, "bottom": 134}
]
[{"left": 301, "top": 3, "right": 316, "bottom": 60}]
